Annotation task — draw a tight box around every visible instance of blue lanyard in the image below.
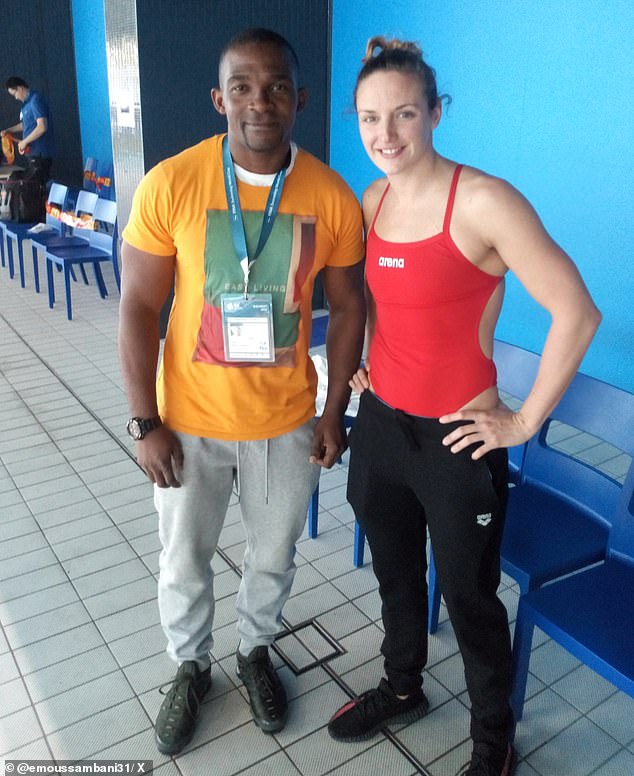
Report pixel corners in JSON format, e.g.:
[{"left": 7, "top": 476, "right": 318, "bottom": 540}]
[{"left": 222, "top": 136, "right": 286, "bottom": 293}]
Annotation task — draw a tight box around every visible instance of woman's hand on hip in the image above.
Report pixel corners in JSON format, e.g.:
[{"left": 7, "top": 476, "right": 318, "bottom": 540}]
[
  {"left": 439, "top": 405, "right": 534, "bottom": 459},
  {"left": 349, "top": 366, "right": 371, "bottom": 394}
]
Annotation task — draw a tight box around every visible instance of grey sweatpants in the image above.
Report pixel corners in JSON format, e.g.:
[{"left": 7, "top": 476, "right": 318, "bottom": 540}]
[{"left": 155, "top": 419, "right": 320, "bottom": 668}]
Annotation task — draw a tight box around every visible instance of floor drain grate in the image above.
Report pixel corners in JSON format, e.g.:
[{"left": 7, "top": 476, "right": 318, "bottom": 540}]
[{"left": 273, "top": 618, "right": 345, "bottom": 675}]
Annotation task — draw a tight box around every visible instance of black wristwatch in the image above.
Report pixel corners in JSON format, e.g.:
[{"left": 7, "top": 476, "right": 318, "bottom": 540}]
[{"left": 126, "top": 416, "right": 162, "bottom": 440}]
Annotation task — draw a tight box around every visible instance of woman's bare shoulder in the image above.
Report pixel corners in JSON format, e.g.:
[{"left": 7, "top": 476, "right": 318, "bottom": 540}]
[
  {"left": 362, "top": 178, "right": 389, "bottom": 209},
  {"left": 361, "top": 178, "right": 389, "bottom": 225},
  {"left": 458, "top": 164, "right": 525, "bottom": 208}
]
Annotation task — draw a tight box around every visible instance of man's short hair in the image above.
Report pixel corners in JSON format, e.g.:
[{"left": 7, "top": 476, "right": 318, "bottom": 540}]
[
  {"left": 219, "top": 28, "right": 299, "bottom": 79},
  {"left": 5, "top": 76, "right": 29, "bottom": 90}
]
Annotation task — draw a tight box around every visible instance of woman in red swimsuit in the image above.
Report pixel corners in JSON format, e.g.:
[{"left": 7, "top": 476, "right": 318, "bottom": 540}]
[{"left": 327, "top": 37, "right": 601, "bottom": 776}]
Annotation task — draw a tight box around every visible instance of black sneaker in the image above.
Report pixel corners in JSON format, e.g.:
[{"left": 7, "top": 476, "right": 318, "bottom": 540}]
[
  {"left": 328, "top": 677, "right": 429, "bottom": 742},
  {"left": 154, "top": 661, "right": 211, "bottom": 755},
  {"left": 459, "top": 743, "right": 517, "bottom": 776},
  {"left": 236, "top": 646, "right": 288, "bottom": 733}
]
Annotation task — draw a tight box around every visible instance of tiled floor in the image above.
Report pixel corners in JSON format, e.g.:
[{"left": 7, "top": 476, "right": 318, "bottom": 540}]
[{"left": 1, "top": 246, "right": 633, "bottom": 775}]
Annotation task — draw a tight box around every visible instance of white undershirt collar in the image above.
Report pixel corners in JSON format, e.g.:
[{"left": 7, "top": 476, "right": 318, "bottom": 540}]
[{"left": 233, "top": 142, "right": 297, "bottom": 186}]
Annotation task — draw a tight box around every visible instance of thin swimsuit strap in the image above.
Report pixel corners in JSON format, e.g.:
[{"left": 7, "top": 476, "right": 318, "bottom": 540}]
[
  {"left": 442, "top": 164, "right": 464, "bottom": 234},
  {"left": 368, "top": 181, "right": 391, "bottom": 234}
]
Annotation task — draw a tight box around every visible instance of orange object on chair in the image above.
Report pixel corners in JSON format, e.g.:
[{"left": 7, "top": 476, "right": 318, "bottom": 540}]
[
  {"left": 2, "top": 133, "right": 15, "bottom": 164},
  {"left": 1, "top": 133, "right": 30, "bottom": 164}
]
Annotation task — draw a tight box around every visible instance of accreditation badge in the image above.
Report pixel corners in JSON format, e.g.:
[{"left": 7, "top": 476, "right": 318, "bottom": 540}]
[{"left": 221, "top": 294, "right": 275, "bottom": 362}]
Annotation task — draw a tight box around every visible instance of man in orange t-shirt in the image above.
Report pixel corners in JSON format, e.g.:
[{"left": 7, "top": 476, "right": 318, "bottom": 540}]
[{"left": 119, "top": 28, "right": 365, "bottom": 755}]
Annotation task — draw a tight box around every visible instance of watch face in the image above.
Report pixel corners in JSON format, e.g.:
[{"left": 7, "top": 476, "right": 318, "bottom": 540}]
[{"left": 127, "top": 418, "right": 143, "bottom": 440}]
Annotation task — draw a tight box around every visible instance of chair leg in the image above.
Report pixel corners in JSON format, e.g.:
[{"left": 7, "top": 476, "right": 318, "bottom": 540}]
[
  {"left": 307, "top": 482, "right": 319, "bottom": 538},
  {"left": 7, "top": 238, "right": 15, "bottom": 279},
  {"left": 353, "top": 522, "right": 365, "bottom": 567},
  {"left": 0, "top": 230, "right": 5, "bottom": 267},
  {"left": 61, "top": 265, "right": 79, "bottom": 282},
  {"left": 427, "top": 549, "right": 442, "bottom": 633},
  {"left": 17, "top": 238, "right": 26, "bottom": 288},
  {"left": 510, "top": 599, "right": 535, "bottom": 722},
  {"left": 92, "top": 262, "right": 108, "bottom": 298},
  {"left": 32, "top": 245, "right": 40, "bottom": 293},
  {"left": 64, "top": 264, "right": 73, "bottom": 320},
  {"left": 46, "top": 258, "right": 55, "bottom": 308},
  {"left": 79, "top": 264, "right": 89, "bottom": 284}
]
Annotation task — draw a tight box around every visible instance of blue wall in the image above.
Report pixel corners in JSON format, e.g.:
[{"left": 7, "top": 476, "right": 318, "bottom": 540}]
[
  {"left": 71, "top": 0, "right": 113, "bottom": 171},
  {"left": 331, "top": 0, "right": 634, "bottom": 392}
]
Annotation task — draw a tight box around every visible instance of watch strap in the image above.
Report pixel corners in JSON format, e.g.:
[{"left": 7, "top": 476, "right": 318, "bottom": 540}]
[{"left": 138, "top": 416, "right": 161, "bottom": 435}]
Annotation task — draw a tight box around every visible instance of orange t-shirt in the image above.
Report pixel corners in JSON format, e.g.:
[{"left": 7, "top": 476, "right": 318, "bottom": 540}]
[{"left": 123, "top": 135, "right": 364, "bottom": 440}]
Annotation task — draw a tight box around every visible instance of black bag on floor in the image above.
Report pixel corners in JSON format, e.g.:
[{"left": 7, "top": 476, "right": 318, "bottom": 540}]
[{"left": 4, "top": 169, "right": 46, "bottom": 222}]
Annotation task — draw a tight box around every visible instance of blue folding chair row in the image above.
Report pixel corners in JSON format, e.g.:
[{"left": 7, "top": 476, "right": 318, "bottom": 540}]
[{"left": 1, "top": 184, "right": 119, "bottom": 320}]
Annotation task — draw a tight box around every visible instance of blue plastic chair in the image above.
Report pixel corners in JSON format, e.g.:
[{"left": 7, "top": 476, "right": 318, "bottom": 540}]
[
  {"left": 310, "top": 312, "right": 329, "bottom": 349},
  {"left": 2, "top": 182, "right": 69, "bottom": 289},
  {"left": 501, "top": 371, "right": 634, "bottom": 592},
  {"left": 427, "top": 368, "right": 634, "bottom": 634},
  {"left": 510, "top": 459, "right": 634, "bottom": 720},
  {"left": 45, "top": 198, "right": 118, "bottom": 320},
  {"left": 353, "top": 340, "right": 542, "bottom": 578},
  {"left": 30, "top": 190, "right": 99, "bottom": 293}
]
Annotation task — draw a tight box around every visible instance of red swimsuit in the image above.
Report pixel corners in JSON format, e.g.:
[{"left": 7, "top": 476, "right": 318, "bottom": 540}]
[{"left": 366, "top": 165, "right": 502, "bottom": 416}]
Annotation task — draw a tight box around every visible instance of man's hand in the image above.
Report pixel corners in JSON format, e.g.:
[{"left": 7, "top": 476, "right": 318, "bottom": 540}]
[
  {"left": 135, "top": 425, "right": 184, "bottom": 487},
  {"left": 309, "top": 413, "right": 347, "bottom": 469}
]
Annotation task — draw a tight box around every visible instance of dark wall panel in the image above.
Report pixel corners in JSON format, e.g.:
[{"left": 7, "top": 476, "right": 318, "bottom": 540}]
[
  {"left": 136, "top": 0, "right": 331, "bottom": 171},
  {"left": 0, "top": 0, "right": 83, "bottom": 186}
]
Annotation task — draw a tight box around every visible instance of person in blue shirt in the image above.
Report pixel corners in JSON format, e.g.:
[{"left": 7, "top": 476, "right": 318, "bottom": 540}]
[{"left": 3, "top": 76, "right": 54, "bottom": 182}]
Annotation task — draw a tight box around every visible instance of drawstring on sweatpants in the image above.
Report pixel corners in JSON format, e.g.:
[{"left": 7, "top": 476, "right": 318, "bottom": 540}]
[
  {"left": 233, "top": 440, "right": 270, "bottom": 504},
  {"left": 234, "top": 442, "right": 241, "bottom": 500}
]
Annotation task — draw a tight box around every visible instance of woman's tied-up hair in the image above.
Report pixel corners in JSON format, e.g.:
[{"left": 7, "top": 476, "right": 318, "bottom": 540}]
[{"left": 355, "top": 36, "right": 448, "bottom": 112}]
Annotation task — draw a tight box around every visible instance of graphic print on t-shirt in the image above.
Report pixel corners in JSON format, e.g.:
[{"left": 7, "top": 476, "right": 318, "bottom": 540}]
[{"left": 193, "top": 209, "right": 316, "bottom": 367}]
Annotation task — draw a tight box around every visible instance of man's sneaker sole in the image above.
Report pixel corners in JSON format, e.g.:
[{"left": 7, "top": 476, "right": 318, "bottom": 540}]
[
  {"left": 156, "top": 728, "right": 195, "bottom": 755},
  {"left": 328, "top": 695, "right": 429, "bottom": 742},
  {"left": 458, "top": 743, "right": 517, "bottom": 776}
]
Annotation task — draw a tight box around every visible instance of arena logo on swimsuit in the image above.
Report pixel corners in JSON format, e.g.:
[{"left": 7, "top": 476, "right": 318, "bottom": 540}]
[{"left": 378, "top": 256, "right": 405, "bottom": 268}]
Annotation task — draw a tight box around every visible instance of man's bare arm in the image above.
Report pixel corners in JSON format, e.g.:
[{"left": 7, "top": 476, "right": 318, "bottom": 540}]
[{"left": 118, "top": 241, "right": 184, "bottom": 487}]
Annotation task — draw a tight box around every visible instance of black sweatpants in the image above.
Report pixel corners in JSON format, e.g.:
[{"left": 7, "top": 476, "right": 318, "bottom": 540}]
[{"left": 347, "top": 390, "right": 514, "bottom": 749}]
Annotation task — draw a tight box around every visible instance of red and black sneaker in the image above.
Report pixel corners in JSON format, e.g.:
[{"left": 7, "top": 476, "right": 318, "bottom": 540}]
[{"left": 328, "top": 677, "right": 429, "bottom": 742}]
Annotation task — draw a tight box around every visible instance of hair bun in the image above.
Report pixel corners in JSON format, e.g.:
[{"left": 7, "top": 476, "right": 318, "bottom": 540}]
[{"left": 363, "top": 36, "right": 423, "bottom": 64}]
